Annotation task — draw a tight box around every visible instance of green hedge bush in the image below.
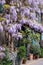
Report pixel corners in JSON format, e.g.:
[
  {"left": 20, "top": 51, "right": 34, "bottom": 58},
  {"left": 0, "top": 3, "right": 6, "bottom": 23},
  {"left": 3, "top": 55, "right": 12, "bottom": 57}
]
[{"left": 40, "top": 48, "right": 43, "bottom": 58}]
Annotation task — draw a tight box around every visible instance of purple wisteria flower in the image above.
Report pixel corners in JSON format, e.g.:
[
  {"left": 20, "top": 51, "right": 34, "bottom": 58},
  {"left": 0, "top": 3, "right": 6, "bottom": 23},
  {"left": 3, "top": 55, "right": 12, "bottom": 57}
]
[
  {"left": 40, "top": 26, "right": 43, "bottom": 33},
  {"left": 17, "top": 32, "right": 22, "bottom": 40},
  {"left": 30, "top": 12, "right": 36, "bottom": 20},
  {"left": 20, "top": 7, "right": 30, "bottom": 17},
  {"left": 20, "top": 18, "right": 26, "bottom": 24},
  {"left": 0, "top": 46, "right": 5, "bottom": 52},
  {"left": 33, "top": 24, "right": 40, "bottom": 31},
  {"left": 12, "top": 32, "right": 22, "bottom": 40},
  {"left": 27, "top": 0, "right": 32, "bottom": 5},
  {"left": 36, "top": 8, "right": 41, "bottom": 14},
  {"left": 8, "top": 27, "right": 13, "bottom": 34},
  {"left": 0, "top": 46, "right": 3, "bottom": 51},
  {"left": 8, "top": 25, "right": 16, "bottom": 34},
  {"left": 0, "top": 24, "right": 3, "bottom": 32},
  {"left": 6, "top": 19, "right": 10, "bottom": 25},
  {"left": 0, "top": 0, "right": 6, "bottom": 5},
  {"left": 5, "top": 14, "right": 10, "bottom": 20},
  {"left": 11, "top": 13, "right": 17, "bottom": 21},
  {"left": 0, "top": 46, "right": 5, "bottom": 59},
  {"left": 24, "top": 8, "right": 30, "bottom": 16},
  {"left": 10, "top": 6, "right": 15, "bottom": 14},
  {"left": 0, "top": 52, "right": 5, "bottom": 59},
  {"left": 29, "top": 22, "right": 34, "bottom": 28},
  {"left": 16, "top": 23, "right": 22, "bottom": 30},
  {"left": 12, "top": 33, "right": 17, "bottom": 38},
  {"left": 10, "top": 6, "right": 17, "bottom": 21}
]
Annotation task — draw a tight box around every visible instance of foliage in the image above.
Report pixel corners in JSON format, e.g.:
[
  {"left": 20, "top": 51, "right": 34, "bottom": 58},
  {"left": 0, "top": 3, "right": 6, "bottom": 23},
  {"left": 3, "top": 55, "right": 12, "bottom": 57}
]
[
  {"left": 0, "top": 58, "right": 12, "bottom": 65},
  {"left": 18, "top": 46, "right": 26, "bottom": 59},
  {"left": 40, "top": 48, "right": 43, "bottom": 58},
  {"left": 21, "top": 27, "right": 40, "bottom": 44},
  {"left": 20, "top": 27, "right": 32, "bottom": 44},
  {"left": 17, "top": 27, "right": 40, "bottom": 47},
  {"left": 30, "top": 43, "right": 41, "bottom": 56},
  {"left": 0, "top": 4, "right": 4, "bottom": 13},
  {"left": 3, "top": 4, "right": 10, "bottom": 9},
  {"left": 0, "top": 17, "right": 6, "bottom": 21},
  {"left": 30, "top": 32, "right": 40, "bottom": 42},
  {"left": 0, "top": 48, "right": 12, "bottom": 65},
  {"left": 33, "top": 33, "right": 40, "bottom": 42}
]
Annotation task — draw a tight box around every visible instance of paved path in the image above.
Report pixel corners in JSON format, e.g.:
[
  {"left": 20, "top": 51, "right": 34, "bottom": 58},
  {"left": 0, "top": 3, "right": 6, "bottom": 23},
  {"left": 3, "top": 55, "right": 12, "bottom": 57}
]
[{"left": 21, "top": 58, "right": 43, "bottom": 65}]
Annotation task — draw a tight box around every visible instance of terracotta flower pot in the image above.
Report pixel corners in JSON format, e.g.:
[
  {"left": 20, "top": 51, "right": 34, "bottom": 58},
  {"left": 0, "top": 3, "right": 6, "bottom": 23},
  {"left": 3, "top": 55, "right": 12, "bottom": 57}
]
[
  {"left": 22, "top": 58, "right": 26, "bottom": 64},
  {"left": 33, "top": 55, "right": 39, "bottom": 59},
  {"left": 29, "top": 54, "right": 33, "bottom": 60},
  {"left": 33, "top": 55, "right": 36, "bottom": 59},
  {"left": 35, "top": 55, "right": 39, "bottom": 59}
]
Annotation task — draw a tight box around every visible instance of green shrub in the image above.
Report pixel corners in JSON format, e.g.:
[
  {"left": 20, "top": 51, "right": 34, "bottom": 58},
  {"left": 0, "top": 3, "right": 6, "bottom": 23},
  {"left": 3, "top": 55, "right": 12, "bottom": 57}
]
[
  {"left": 18, "top": 46, "right": 26, "bottom": 59},
  {"left": 0, "top": 48, "right": 12, "bottom": 65},
  {"left": 40, "top": 48, "right": 43, "bottom": 58},
  {"left": 30, "top": 43, "right": 41, "bottom": 56},
  {"left": 1, "top": 58, "right": 12, "bottom": 65}
]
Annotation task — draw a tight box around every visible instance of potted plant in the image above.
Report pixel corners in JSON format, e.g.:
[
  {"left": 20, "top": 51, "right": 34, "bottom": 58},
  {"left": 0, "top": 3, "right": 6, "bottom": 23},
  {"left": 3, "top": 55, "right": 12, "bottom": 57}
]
[
  {"left": 17, "top": 46, "right": 26, "bottom": 64},
  {"left": 30, "top": 43, "right": 41, "bottom": 59},
  {"left": 22, "top": 57, "right": 27, "bottom": 64}
]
